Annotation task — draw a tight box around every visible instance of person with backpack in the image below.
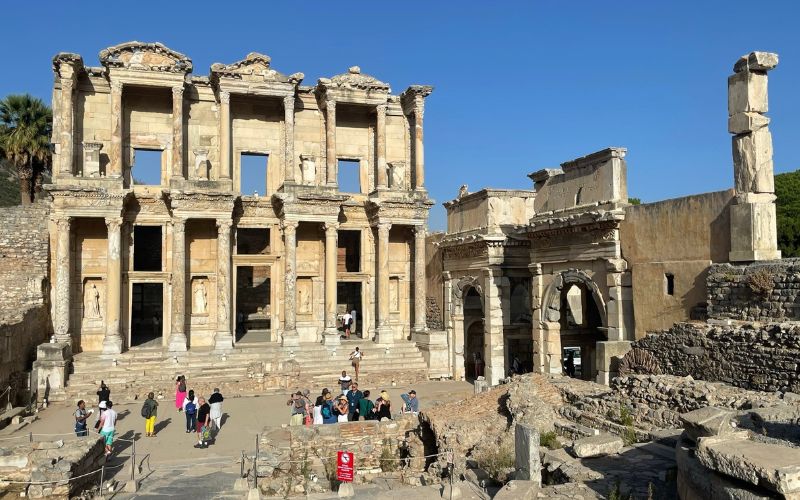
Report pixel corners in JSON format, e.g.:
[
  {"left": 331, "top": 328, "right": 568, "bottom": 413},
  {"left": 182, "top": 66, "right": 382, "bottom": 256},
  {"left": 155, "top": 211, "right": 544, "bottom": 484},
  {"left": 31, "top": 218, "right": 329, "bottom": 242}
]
[
  {"left": 195, "top": 397, "right": 211, "bottom": 448},
  {"left": 358, "top": 390, "right": 374, "bottom": 421},
  {"left": 175, "top": 375, "right": 187, "bottom": 412},
  {"left": 99, "top": 401, "right": 117, "bottom": 456},
  {"left": 321, "top": 392, "right": 336, "bottom": 424},
  {"left": 183, "top": 389, "right": 198, "bottom": 433},
  {"left": 286, "top": 391, "right": 305, "bottom": 426},
  {"left": 142, "top": 392, "right": 158, "bottom": 437}
]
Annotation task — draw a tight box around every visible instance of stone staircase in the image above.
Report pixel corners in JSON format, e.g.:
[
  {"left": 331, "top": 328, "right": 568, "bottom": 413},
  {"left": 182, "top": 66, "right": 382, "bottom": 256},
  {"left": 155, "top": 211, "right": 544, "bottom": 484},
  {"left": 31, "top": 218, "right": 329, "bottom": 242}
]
[{"left": 60, "top": 340, "right": 430, "bottom": 404}]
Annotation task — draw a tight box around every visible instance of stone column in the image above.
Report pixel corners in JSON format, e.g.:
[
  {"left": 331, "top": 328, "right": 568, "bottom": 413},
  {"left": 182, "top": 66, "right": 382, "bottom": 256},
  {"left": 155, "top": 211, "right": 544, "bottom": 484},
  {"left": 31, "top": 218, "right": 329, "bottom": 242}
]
[
  {"left": 412, "top": 101, "right": 425, "bottom": 191},
  {"left": 413, "top": 226, "right": 427, "bottom": 334},
  {"left": 281, "top": 220, "right": 299, "bottom": 347},
  {"left": 483, "top": 267, "right": 506, "bottom": 386},
  {"left": 168, "top": 218, "right": 188, "bottom": 352},
  {"left": 284, "top": 95, "right": 296, "bottom": 185},
  {"left": 109, "top": 81, "right": 123, "bottom": 178},
  {"left": 219, "top": 91, "right": 231, "bottom": 180},
  {"left": 728, "top": 51, "right": 781, "bottom": 262},
  {"left": 59, "top": 78, "right": 75, "bottom": 176},
  {"left": 374, "top": 222, "right": 393, "bottom": 344},
  {"left": 325, "top": 99, "right": 337, "bottom": 187},
  {"left": 214, "top": 220, "right": 234, "bottom": 352},
  {"left": 53, "top": 217, "right": 72, "bottom": 344},
  {"left": 172, "top": 85, "right": 185, "bottom": 180},
  {"left": 375, "top": 104, "right": 388, "bottom": 190},
  {"left": 102, "top": 218, "right": 124, "bottom": 354},
  {"left": 322, "top": 222, "right": 340, "bottom": 346}
]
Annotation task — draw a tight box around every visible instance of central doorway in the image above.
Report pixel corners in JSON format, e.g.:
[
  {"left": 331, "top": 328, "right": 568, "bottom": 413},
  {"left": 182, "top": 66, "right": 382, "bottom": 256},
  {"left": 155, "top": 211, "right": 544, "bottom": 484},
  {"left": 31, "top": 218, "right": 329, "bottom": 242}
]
[
  {"left": 463, "top": 287, "right": 485, "bottom": 380},
  {"left": 235, "top": 265, "right": 271, "bottom": 343},
  {"left": 131, "top": 283, "right": 163, "bottom": 348},
  {"left": 337, "top": 282, "right": 362, "bottom": 337}
]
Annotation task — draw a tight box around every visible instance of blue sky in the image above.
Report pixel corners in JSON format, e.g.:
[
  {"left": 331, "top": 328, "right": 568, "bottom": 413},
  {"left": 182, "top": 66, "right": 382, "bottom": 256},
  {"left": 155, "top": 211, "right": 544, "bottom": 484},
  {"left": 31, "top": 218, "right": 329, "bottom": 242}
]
[{"left": 2, "top": 1, "right": 798, "bottom": 230}]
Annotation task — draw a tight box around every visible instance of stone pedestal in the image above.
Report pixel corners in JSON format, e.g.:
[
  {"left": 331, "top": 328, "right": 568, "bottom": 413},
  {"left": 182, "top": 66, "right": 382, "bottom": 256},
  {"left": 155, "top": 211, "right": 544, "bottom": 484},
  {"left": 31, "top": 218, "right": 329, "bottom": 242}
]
[
  {"left": 514, "top": 423, "right": 541, "bottom": 486},
  {"left": 33, "top": 342, "right": 72, "bottom": 402},
  {"left": 322, "top": 332, "right": 341, "bottom": 347},
  {"left": 595, "top": 340, "right": 632, "bottom": 385},
  {"left": 729, "top": 201, "right": 781, "bottom": 262}
]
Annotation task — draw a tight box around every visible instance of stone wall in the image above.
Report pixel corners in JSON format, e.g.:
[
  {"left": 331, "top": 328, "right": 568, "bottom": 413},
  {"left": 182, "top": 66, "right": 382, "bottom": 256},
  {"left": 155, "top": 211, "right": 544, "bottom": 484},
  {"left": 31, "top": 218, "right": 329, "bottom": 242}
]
[
  {"left": 707, "top": 260, "right": 800, "bottom": 321},
  {"left": 635, "top": 322, "right": 800, "bottom": 393},
  {"left": 0, "top": 306, "right": 50, "bottom": 405}
]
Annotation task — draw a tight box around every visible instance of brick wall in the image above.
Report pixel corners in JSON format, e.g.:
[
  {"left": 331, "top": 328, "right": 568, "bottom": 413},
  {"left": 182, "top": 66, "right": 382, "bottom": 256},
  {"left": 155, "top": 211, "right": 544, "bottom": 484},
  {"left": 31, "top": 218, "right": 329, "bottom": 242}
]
[{"left": 707, "top": 260, "right": 800, "bottom": 321}]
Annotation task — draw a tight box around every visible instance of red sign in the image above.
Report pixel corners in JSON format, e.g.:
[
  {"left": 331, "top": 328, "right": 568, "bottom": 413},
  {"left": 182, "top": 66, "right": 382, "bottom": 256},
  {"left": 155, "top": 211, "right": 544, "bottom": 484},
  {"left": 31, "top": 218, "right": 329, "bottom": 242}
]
[{"left": 336, "top": 451, "right": 354, "bottom": 482}]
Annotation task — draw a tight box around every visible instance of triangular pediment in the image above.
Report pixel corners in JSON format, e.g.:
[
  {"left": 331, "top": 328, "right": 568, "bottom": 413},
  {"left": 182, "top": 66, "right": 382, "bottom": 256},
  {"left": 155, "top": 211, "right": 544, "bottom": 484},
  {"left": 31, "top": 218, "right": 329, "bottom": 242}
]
[{"left": 99, "top": 41, "right": 192, "bottom": 73}]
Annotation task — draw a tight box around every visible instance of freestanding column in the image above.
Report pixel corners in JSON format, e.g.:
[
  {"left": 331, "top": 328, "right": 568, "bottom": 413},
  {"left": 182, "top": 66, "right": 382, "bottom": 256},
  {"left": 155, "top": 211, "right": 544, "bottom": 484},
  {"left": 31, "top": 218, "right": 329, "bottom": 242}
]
[
  {"left": 325, "top": 99, "right": 337, "bottom": 187},
  {"left": 284, "top": 95, "right": 296, "bottom": 185},
  {"left": 172, "top": 85, "right": 185, "bottom": 180},
  {"left": 413, "top": 226, "right": 427, "bottom": 334},
  {"left": 214, "top": 220, "right": 234, "bottom": 351},
  {"left": 412, "top": 101, "right": 425, "bottom": 190},
  {"left": 59, "top": 78, "right": 74, "bottom": 176},
  {"left": 168, "top": 218, "right": 188, "bottom": 352},
  {"left": 322, "top": 222, "right": 340, "bottom": 346},
  {"left": 53, "top": 217, "right": 72, "bottom": 344},
  {"left": 376, "top": 104, "right": 388, "bottom": 189},
  {"left": 281, "top": 220, "right": 300, "bottom": 347},
  {"left": 219, "top": 91, "right": 231, "bottom": 180},
  {"left": 102, "top": 218, "right": 124, "bottom": 354},
  {"left": 483, "top": 267, "right": 506, "bottom": 386},
  {"left": 374, "top": 222, "right": 393, "bottom": 343},
  {"left": 109, "top": 81, "right": 123, "bottom": 178}
]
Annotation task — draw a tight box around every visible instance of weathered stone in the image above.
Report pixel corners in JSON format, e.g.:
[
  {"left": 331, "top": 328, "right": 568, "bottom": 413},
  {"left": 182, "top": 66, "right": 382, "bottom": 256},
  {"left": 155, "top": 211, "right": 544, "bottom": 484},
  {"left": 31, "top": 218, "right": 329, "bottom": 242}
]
[
  {"left": 514, "top": 423, "right": 541, "bottom": 485},
  {"left": 33, "top": 439, "right": 64, "bottom": 450},
  {"left": 572, "top": 434, "right": 623, "bottom": 458},
  {"left": 493, "top": 479, "right": 539, "bottom": 500},
  {"left": 337, "top": 482, "right": 354, "bottom": 498},
  {"left": 0, "top": 455, "right": 28, "bottom": 468},
  {"left": 732, "top": 127, "right": 774, "bottom": 194},
  {"left": 680, "top": 407, "right": 735, "bottom": 443},
  {"left": 734, "top": 52, "right": 779, "bottom": 73},
  {"left": 728, "top": 71, "right": 768, "bottom": 115},
  {"left": 728, "top": 112, "right": 770, "bottom": 134}
]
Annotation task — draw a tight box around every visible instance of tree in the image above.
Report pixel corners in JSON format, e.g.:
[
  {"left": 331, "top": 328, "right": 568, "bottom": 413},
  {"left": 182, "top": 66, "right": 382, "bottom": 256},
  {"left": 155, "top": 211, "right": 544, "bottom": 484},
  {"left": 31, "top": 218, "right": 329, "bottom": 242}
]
[
  {"left": 775, "top": 169, "right": 800, "bottom": 257},
  {"left": 628, "top": 197, "right": 642, "bottom": 205},
  {"left": 0, "top": 94, "right": 52, "bottom": 204}
]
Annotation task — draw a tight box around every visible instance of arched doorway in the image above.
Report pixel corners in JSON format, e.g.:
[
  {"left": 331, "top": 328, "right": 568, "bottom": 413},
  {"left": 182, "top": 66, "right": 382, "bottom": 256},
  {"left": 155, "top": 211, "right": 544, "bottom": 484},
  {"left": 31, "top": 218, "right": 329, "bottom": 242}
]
[
  {"left": 559, "top": 282, "right": 605, "bottom": 380},
  {"left": 463, "top": 287, "right": 484, "bottom": 380}
]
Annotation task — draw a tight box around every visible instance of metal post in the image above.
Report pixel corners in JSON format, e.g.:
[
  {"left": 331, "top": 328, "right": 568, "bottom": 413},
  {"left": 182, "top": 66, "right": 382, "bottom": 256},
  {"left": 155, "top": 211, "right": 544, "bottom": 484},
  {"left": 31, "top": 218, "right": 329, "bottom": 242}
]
[
  {"left": 240, "top": 450, "right": 245, "bottom": 478},
  {"left": 130, "top": 438, "right": 136, "bottom": 481},
  {"left": 99, "top": 465, "right": 105, "bottom": 499},
  {"left": 254, "top": 434, "right": 259, "bottom": 489}
]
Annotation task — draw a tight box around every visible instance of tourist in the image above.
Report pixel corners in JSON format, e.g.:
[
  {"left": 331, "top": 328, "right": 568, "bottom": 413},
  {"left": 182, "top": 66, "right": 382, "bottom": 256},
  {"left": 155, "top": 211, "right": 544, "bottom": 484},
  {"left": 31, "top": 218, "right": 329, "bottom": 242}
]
[
  {"left": 94, "top": 401, "right": 106, "bottom": 432},
  {"left": 96, "top": 381, "right": 110, "bottom": 405},
  {"left": 349, "top": 347, "right": 363, "bottom": 380},
  {"left": 98, "top": 400, "right": 117, "bottom": 456},
  {"left": 358, "top": 390, "right": 374, "bottom": 421},
  {"left": 373, "top": 396, "right": 392, "bottom": 421},
  {"left": 175, "top": 375, "right": 187, "bottom": 412},
  {"left": 400, "top": 390, "right": 419, "bottom": 414},
  {"left": 341, "top": 310, "right": 353, "bottom": 339},
  {"left": 142, "top": 392, "right": 158, "bottom": 437},
  {"left": 565, "top": 351, "right": 576, "bottom": 378},
  {"left": 74, "top": 400, "right": 90, "bottom": 437},
  {"left": 209, "top": 388, "right": 224, "bottom": 431},
  {"left": 510, "top": 355, "right": 522, "bottom": 375},
  {"left": 350, "top": 308, "right": 358, "bottom": 336},
  {"left": 313, "top": 389, "right": 328, "bottom": 425},
  {"left": 334, "top": 395, "right": 349, "bottom": 423},
  {"left": 302, "top": 389, "right": 313, "bottom": 426},
  {"left": 346, "top": 382, "right": 363, "bottom": 421},
  {"left": 321, "top": 392, "right": 337, "bottom": 424},
  {"left": 287, "top": 391, "right": 305, "bottom": 426},
  {"left": 195, "top": 397, "right": 211, "bottom": 448},
  {"left": 338, "top": 370, "right": 352, "bottom": 394},
  {"left": 183, "top": 389, "right": 198, "bottom": 433}
]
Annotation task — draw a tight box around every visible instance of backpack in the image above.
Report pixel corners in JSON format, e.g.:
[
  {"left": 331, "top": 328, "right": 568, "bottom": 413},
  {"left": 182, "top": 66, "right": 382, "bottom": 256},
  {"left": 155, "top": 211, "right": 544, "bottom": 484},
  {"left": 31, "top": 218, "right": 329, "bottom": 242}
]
[
  {"left": 141, "top": 402, "right": 152, "bottom": 419},
  {"left": 185, "top": 401, "right": 196, "bottom": 415},
  {"left": 178, "top": 380, "right": 186, "bottom": 393},
  {"left": 321, "top": 402, "right": 332, "bottom": 419}
]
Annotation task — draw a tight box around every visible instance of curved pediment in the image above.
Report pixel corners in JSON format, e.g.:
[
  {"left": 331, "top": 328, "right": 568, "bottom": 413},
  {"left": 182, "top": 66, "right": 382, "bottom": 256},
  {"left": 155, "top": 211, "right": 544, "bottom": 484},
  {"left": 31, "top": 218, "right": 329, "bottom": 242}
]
[
  {"left": 99, "top": 41, "right": 192, "bottom": 73},
  {"left": 319, "top": 66, "right": 390, "bottom": 92},
  {"left": 210, "top": 52, "right": 303, "bottom": 84}
]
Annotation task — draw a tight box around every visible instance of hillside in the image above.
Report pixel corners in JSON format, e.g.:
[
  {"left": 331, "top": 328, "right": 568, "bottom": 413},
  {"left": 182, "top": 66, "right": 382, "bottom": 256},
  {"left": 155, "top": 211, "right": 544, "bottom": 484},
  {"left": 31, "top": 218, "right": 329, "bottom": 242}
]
[
  {"left": 776, "top": 169, "right": 800, "bottom": 258},
  {"left": 0, "top": 159, "right": 21, "bottom": 207}
]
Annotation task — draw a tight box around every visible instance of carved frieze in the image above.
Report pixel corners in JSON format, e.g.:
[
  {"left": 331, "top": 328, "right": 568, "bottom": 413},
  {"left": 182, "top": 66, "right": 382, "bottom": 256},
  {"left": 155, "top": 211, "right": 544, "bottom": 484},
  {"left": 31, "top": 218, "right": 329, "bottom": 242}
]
[
  {"left": 99, "top": 42, "right": 192, "bottom": 73},
  {"left": 442, "top": 242, "right": 488, "bottom": 261},
  {"left": 210, "top": 52, "right": 303, "bottom": 85}
]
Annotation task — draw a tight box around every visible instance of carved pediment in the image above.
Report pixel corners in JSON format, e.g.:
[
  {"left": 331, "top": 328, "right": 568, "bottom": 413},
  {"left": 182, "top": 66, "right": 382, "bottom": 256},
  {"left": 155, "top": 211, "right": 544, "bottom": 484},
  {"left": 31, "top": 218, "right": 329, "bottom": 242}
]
[
  {"left": 318, "top": 66, "right": 390, "bottom": 92},
  {"left": 210, "top": 53, "right": 303, "bottom": 84},
  {"left": 99, "top": 41, "right": 192, "bottom": 73}
]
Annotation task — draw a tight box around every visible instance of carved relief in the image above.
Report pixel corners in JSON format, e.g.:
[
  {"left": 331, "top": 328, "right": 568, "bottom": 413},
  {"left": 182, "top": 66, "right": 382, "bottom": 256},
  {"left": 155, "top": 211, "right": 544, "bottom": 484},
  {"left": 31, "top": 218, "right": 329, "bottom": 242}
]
[
  {"left": 442, "top": 242, "right": 488, "bottom": 261},
  {"left": 99, "top": 42, "right": 192, "bottom": 73},
  {"left": 300, "top": 154, "right": 316, "bottom": 186},
  {"left": 388, "top": 161, "right": 406, "bottom": 190},
  {"left": 194, "top": 149, "right": 209, "bottom": 180},
  {"left": 297, "top": 278, "right": 313, "bottom": 315}
]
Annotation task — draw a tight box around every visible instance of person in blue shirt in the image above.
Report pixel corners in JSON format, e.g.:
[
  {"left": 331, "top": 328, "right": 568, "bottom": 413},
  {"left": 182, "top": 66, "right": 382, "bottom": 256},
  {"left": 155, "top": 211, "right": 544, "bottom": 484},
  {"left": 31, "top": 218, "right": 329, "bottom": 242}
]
[
  {"left": 346, "top": 382, "right": 363, "bottom": 421},
  {"left": 400, "top": 390, "right": 419, "bottom": 414},
  {"left": 321, "top": 392, "right": 337, "bottom": 424}
]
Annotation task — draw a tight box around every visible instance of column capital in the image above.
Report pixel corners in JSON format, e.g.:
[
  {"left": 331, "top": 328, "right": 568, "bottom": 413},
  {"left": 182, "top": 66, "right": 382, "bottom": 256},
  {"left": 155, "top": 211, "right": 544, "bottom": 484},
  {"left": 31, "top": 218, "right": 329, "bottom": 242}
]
[
  {"left": 60, "top": 78, "right": 75, "bottom": 93},
  {"left": 172, "top": 217, "right": 187, "bottom": 230},
  {"left": 414, "top": 102, "right": 425, "bottom": 121},
  {"left": 283, "top": 94, "right": 295, "bottom": 109},
  {"left": 375, "top": 103, "right": 387, "bottom": 116},
  {"left": 281, "top": 220, "right": 299, "bottom": 233},
  {"left": 110, "top": 80, "right": 123, "bottom": 94},
  {"left": 376, "top": 222, "right": 392, "bottom": 235},
  {"left": 325, "top": 98, "right": 336, "bottom": 111},
  {"left": 105, "top": 217, "right": 123, "bottom": 232},
  {"left": 52, "top": 216, "right": 72, "bottom": 231},
  {"left": 219, "top": 90, "right": 231, "bottom": 104},
  {"left": 413, "top": 225, "right": 427, "bottom": 238},
  {"left": 172, "top": 85, "right": 184, "bottom": 99},
  {"left": 216, "top": 219, "right": 233, "bottom": 232},
  {"left": 323, "top": 221, "right": 339, "bottom": 234}
]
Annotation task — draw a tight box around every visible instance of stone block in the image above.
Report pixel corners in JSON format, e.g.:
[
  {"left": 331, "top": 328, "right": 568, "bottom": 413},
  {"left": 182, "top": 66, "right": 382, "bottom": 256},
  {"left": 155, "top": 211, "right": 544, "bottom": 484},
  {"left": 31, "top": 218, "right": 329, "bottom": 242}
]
[
  {"left": 680, "top": 407, "right": 736, "bottom": 443},
  {"left": 732, "top": 127, "right": 774, "bottom": 194},
  {"left": 572, "top": 434, "right": 623, "bottom": 458},
  {"left": 514, "top": 423, "right": 541, "bottom": 485},
  {"left": 0, "top": 455, "right": 28, "bottom": 468},
  {"left": 729, "top": 202, "right": 781, "bottom": 262},
  {"left": 734, "top": 52, "right": 779, "bottom": 73},
  {"left": 493, "top": 479, "right": 539, "bottom": 500},
  {"left": 729, "top": 112, "right": 770, "bottom": 134},
  {"left": 696, "top": 433, "right": 800, "bottom": 495},
  {"left": 595, "top": 341, "right": 631, "bottom": 378},
  {"left": 728, "top": 71, "right": 768, "bottom": 115},
  {"left": 337, "top": 482, "right": 354, "bottom": 498}
]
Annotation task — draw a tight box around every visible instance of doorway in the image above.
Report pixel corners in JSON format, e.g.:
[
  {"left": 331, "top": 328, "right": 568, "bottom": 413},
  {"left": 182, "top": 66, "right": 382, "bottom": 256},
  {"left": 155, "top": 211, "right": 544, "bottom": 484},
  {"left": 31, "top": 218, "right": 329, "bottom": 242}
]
[
  {"left": 235, "top": 266, "right": 271, "bottom": 343},
  {"left": 463, "top": 287, "right": 484, "bottom": 380},
  {"left": 131, "top": 283, "right": 163, "bottom": 348},
  {"left": 559, "top": 283, "right": 605, "bottom": 380},
  {"left": 337, "top": 282, "right": 362, "bottom": 337}
]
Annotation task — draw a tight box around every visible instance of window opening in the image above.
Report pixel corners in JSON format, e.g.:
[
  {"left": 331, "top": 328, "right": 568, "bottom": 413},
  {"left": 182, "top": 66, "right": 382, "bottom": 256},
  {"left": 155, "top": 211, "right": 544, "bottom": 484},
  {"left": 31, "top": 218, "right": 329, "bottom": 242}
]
[
  {"left": 337, "top": 159, "right": 361, "bottom": 193},
  {"left": 132, "top": 149, "right": 162, "bottom": 185},
  {"left": 665, "top": 273, "right": 675, "bottom": 296},
  {"left": 241, "top": 153, "right": 269, "bottom": 196},
  {"left": 133, "top": 226, "right": 162, "bottom": 271}
]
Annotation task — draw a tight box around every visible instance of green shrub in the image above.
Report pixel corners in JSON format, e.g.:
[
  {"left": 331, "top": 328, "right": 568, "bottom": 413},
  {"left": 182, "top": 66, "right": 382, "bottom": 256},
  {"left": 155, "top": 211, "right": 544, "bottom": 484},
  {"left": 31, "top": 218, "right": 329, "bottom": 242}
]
[
  {"left": 539, "top": 431, "right": 560, "bottom": 450},
  {"left": 472, "top": 443, "right": 515, "bottom": 482}
]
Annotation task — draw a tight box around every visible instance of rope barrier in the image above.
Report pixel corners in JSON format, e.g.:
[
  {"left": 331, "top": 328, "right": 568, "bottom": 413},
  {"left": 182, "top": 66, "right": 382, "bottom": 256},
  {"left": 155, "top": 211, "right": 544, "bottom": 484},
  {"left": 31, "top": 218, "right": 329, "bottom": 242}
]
[{"left": 0, "top": 462, "right": 126, "bottom": 485}]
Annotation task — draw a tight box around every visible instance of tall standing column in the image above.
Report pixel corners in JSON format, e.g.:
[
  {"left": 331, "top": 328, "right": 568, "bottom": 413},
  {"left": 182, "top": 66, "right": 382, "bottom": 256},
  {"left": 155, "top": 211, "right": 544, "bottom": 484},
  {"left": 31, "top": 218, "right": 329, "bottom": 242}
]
[
  {"left": 168, "top": 218, "right": 188, "bottom": 352},
  {"left": 219, "top": 91, "right": 231, "bottom": 180},
  {"left": 59, "top": 78, "right": 75, "bottom": 176},
  {"left": 483, "top": 267, "right": 506, "bottom": 386},
  {"left": 376, "top": 104, "right": 388, "bottom": 190},
  {"left": 322, "top": 222, "right": 340, "bottom": 346},
  {"left": 172, "top": 85, "right": 185, "bottom": 180},
  {"left": 53, "top": 217, "right": 72, "bottom": 344},
  {"left": 374, "top": 222, "right": 392, "bottom": 343},
  {"left": 413, "top": 226, "right": 427, "bottom": 334},
  {"left": 413, "top": 100, "right": 425, "bottom": 191},
  {"left": 103, "top": 218, "right": 123, "bottom": 354},
  {"left": 325, "top": 99, "right": 337, "bottom": 187},
  {"left": 284, "top": 95, "right": 296, "bottom": 185},
  {"left": 282, "top": 220, "right": 299, "bottom": 347},
  {"left": 109, "top": 81, "right": 123, "bottom": 178},
  {"left": 214, "top": 220, "right": 233, "bottom": 351}
]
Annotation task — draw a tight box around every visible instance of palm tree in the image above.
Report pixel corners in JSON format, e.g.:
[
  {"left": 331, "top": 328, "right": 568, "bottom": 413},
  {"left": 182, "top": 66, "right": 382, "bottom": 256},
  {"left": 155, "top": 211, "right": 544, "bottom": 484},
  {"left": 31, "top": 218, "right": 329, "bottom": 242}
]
[{"left": 0, "top": 94, "right": 52, "bottom": 204}]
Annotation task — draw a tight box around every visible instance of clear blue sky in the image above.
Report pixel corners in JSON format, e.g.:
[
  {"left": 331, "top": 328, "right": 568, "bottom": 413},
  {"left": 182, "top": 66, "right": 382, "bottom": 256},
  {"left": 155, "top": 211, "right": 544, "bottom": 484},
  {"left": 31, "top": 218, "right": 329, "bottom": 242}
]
[{"left": 2, "top": 1, "right": 798, "bottom": 230}]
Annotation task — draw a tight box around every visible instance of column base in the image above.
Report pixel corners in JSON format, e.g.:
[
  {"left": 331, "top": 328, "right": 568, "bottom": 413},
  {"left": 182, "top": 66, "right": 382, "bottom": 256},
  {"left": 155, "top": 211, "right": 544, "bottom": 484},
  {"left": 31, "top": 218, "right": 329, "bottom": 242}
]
[
  {"left": 373, "top": 326, "right": 394, "bottom": 345},
  {"left": 322, "top": 329, "right": 341, "bottom": 347},
  {"left": 102, "top": 336, "right": 124, "bottom": 355},
  {"left": 281, "top": 330, "right": 300, "bottom": 347},
  {"left": 167, "top": 333, "right": 188, "bottom": 352},
  {"left": 214, "top": 332, "right": 234, "bottom": 352},
  {"left": 411, "top": 326, "right": 428, "bottom": 342}
]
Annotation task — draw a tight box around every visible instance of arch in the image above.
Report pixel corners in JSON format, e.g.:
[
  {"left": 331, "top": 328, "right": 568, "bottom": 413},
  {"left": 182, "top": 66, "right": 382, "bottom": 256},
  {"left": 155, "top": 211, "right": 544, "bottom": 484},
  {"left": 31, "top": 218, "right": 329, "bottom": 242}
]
[
  {"left": 541, "top": 269, "right": 607, "bottom": 327},
  {"left": 463, "top": 286, "right": 485, "bottom": 381}
]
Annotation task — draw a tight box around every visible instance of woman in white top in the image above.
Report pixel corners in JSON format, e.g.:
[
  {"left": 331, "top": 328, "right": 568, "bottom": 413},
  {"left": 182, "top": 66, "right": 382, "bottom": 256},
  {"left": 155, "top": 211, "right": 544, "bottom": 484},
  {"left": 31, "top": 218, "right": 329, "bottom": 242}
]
[{"left": 349, "top": 347, "right": 363, "bottom": 380}]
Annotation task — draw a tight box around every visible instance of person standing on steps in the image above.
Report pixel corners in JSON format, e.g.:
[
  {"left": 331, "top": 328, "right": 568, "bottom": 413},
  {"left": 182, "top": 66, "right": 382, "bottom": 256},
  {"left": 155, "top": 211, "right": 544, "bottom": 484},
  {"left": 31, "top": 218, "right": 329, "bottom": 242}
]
[
  {"left": 209, "top": 388, "right": 224, "bottom": 431},
  {"left": 349, "top": 347, "right": 363, "bottom": 381},
  {"left": 142, "top": 392, "right": 158, "bottom": 437},
  {"left": 74, "top": 400, "right": 91, "bottom": 437},
  {"left": 338, "top": 370, "right": 352, "bottom": 395},
  {"left": 96, "top": 381, "right": 110, "bottom": 405},
  {"left": 341, "top": 309, "right": 352, "bottom": 339},
  {"left": 358, "top": 390, "right": 374, "bottom": 421},
  {"left": 99, "top": 400, "right": 117, "bottom": 456},
  {"left": 195, "top": 397, "right": 211, "bottom": 448},
  {"left": 346, "top": 382, "right": 363, "bottom": 421},
  {"left": 175, "top": 375, "right": 187, "bottom": 412},
  {"left": 183, "top": 389, "right": 198, "bottom": 433}
]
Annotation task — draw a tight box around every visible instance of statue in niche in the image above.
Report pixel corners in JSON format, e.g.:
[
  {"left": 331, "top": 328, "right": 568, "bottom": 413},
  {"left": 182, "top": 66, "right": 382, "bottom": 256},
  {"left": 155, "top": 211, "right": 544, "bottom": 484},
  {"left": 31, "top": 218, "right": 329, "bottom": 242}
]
[
  {"left": 298, "top": 283, "right": 312, "bottom": 314},
  {"left": 389, "top": 162, "right": 406, "bottom": 190},
  {"left": 84, "top": 283, "right": 102, "bottom": 319},
  {"left": 300, "top": 155, "right": 316, "bottom": 186},
  {"left": 193, "top": 280, "right": 208, "bottom": 315},
  {"left": 194, "top": 149, "right": 209, "bottom": 180}
]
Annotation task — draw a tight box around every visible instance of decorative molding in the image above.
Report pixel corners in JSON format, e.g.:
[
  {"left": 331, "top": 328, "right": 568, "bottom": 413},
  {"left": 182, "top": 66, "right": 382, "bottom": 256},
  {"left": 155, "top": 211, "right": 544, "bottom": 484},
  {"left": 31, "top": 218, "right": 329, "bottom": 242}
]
[{"left": 99, "top": 41, "right": 192, "bottom": 73}]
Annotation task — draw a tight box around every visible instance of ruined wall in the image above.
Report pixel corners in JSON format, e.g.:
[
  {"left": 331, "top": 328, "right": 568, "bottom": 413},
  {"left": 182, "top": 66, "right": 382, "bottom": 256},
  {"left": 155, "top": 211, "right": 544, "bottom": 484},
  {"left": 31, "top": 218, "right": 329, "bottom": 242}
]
[
  {"left": 619, "top": 190, "right": 734, "bottom": 338},
  {"left": 707, "top": 260, "right": 800, "bottom": 321},
  {"left": 444, "top": 189, "right": 535, "bottom": 235},
  {"left": 425, "top": 232, "right": 445, "bottom": 329},
  {"left": 633, "top": 322, "right": 800, "bottom": 393}
]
